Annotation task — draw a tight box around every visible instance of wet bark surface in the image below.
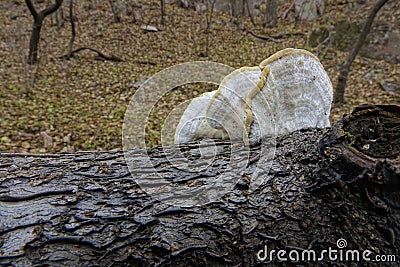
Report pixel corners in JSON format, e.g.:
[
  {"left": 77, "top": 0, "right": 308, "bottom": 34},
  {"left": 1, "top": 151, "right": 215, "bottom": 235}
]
[{"left": 0, "top": 105, "right": 399, "bottom": 266}]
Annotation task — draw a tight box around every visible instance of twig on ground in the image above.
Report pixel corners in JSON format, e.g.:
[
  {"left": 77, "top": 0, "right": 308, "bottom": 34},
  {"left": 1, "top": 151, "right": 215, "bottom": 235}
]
[
  {"left": 247, "top": 29, "right": 281, "bottom": 42},
  {"left": 60, "top": 47, "right": 124, "bottom": 62},
  {"left": 247, "top": 30, "right": 305, "bottom": 43}
]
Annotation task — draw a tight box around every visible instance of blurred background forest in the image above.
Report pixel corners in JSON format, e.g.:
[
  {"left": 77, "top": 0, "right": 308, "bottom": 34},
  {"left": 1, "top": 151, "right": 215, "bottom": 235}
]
[{"left": 0, "top": 0, "right": 399, "bottom": 153}]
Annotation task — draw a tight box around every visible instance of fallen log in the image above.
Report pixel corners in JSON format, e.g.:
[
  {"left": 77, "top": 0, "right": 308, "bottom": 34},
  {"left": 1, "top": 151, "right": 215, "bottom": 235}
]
[{"left": 0, "top": 105, "right": 399, "bottom": 266}]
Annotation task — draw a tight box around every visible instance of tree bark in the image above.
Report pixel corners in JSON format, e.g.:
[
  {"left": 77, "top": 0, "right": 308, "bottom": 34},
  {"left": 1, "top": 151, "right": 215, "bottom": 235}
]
[
  {"left": 334, "top": 0, "right": 389, "bottom": 106},
  {"left": 160, "top": 0, "right": 166, "bottom": 25},
  {"left": 244, "top": 0, "right": 255, "bottom": 26},
  {"left": 204, "top": 0, "right": 216, "bottom": 57},
  {"left": 0, "top": 105, "right": 399, "bottom": 266},
  {"left": 28, "top": 21, "right": 42, "bottom": 65},
  {"left": 109, "top": 0, "right": 121, "bottom": 23},
  {"left": 263, "top": 0, "right": 278, "bottom": 28},
  {"left": 229, "top": 0, "right": 243, "bottom": 17},
  {"left": 26, "top": 0, "right": 64, "bottom": 64},
  {"left": 66, "top": 0, "right": 75, "bottom": 59}
]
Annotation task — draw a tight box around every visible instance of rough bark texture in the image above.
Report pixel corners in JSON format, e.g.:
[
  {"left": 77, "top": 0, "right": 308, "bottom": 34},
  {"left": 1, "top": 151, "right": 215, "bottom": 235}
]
[{"left": 1, "top": 105, "right": 399, "bottom": 266}]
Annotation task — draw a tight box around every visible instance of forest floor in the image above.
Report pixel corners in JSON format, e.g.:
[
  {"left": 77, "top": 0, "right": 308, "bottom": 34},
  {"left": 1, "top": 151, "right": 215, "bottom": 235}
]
[{"left": 0, "top": 0, "right": 399, "bottom": 153}]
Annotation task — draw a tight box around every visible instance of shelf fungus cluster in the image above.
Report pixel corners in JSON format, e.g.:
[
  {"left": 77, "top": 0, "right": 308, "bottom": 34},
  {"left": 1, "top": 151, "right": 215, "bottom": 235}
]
[{"left": 175, "top": 48, "right": 333, "bottom": 145}]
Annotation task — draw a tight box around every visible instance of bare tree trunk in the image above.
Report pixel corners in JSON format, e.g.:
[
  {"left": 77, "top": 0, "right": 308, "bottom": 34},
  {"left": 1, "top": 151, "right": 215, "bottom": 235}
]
[
  {"left": 334, "top": 0, "right": 389, "bottom": 106},
  {"left": 28, "top": 21, "right": 42, "bottom": 65},
  {"left": 108, "top": 0, "right": 121, "bottom": 23},
  {"left": 245, "top": 0, "right": 256, "bottom": 26},
  {"left": 1, "top": 105, "right": 399, "bottom": 266},
  {"left": 54, "top": 4, "right": 64, "bottom": 31},
  {"left": 25, "top": 0, "right": 64, "bottom": 64},
  {"left": 263, "top": 0, "right": 277, "bottom": 28},
  {"left": 229, "top": 0, "right": 240, "bottom": 17},
  {"left": 66, "top": 0, "right": 75, "bottom": 59},
  {"left": 204, "top": 0, "right": 216, "bottom": 57},
  {"left": 160, "top": 0, "right": 166, "bottom": 25}
]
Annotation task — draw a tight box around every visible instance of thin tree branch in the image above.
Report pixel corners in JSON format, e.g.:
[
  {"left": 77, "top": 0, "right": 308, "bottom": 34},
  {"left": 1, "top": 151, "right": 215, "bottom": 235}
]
[
  {"left": 315, "top": 25, "right": 335, "bottom": 58},
  {"left": 25, "top": 0, "right": 64, "bottom": 64},
  {"left": 25, "top": 0, "right": 39, "bottom": 21},
  {"left": 245, "top": 0, "right": 255, "bottom": 26},
  {"left": 42, "top": 0, "right": 64, "bottom": 17},
  {"left": 334, "top": 0, "right": 389, "bottom": 106},
  {"left": 109, "top": 0, "right": 121, "bottom": 23},
  {"left": 282, "top": 0, "right": 295, "bottom": 19},
  {"left": 67, "top": 0, "right": 75, "bottom": 58}
]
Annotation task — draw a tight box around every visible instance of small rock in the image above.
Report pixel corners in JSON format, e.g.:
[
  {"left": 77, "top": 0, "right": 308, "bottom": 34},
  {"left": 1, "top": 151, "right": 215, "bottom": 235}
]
[
  {"left": 379, "top": 81, "right": 400, "bottom": 95},
  {"left": 40, "top": 131, "right": 53, "bottom": 148},
  {"left": 141, "top": 25, "right": 158, "bottom": 32},
  {"left": 195, "top": 3, "right": 207, "bottom": 12},
  {"left": 295, "top": 0, "right": 318, "bottom": 21}
]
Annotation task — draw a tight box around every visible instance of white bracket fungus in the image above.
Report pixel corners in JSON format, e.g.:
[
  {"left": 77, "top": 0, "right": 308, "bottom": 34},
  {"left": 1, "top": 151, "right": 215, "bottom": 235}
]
[{"left": 175, "top": 48, "right": 333, "bottom": 145}]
